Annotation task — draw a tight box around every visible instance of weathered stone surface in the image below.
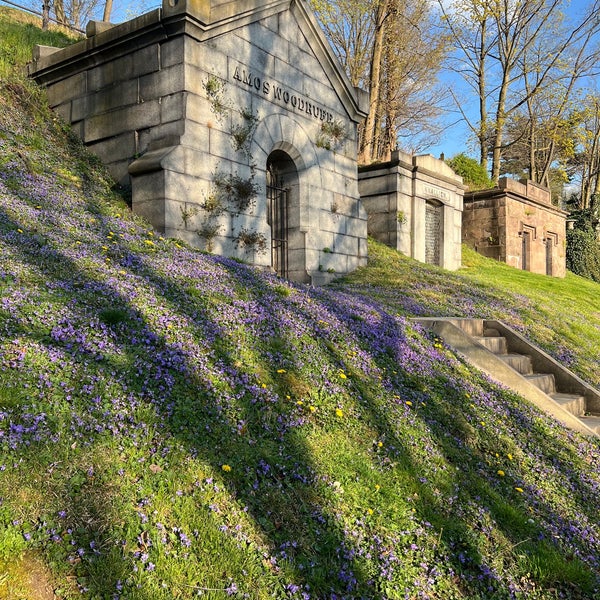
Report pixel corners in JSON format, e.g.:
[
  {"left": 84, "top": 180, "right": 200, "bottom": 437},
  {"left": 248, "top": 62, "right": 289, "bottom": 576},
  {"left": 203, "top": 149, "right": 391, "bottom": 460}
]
[
  {"left": 46, "top": 73, "right": 87, "bottom": 107},
  {"left": 72, "top": 80, "right": 138, "bottom": 122},
  {"left": 29, "top": 0, "right": 369, "bottom": 284},
  {"left": 83, "top": 100, "right": 161, "bottom": 142},
  {"left": 359, "top": 151, "right": 464, "bottom": 270}
]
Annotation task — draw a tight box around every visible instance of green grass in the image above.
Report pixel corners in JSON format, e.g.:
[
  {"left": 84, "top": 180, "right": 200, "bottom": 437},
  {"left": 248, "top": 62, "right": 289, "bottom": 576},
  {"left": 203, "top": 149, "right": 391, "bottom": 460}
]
[
  {"left": 1, "top": 10, "right": 600, "bottom": 600},
  {"left": 0, "top": 7, "right": 76, "bottom": 78},
  {"left": 340, "top": 240, "right": 600, "bottom": 387}
]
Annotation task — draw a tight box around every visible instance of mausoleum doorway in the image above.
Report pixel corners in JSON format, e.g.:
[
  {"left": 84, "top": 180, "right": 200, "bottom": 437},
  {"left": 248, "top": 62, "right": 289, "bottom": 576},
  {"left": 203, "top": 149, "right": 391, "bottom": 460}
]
[
  {"left": 266, "top": 149, "right": 305, "bottom": 281},
  {"left": 425, "top": 199, "right": 443, "bottom": 266},
  {"left": 267, "top": 150, "right": 297, "bottom": 279}
]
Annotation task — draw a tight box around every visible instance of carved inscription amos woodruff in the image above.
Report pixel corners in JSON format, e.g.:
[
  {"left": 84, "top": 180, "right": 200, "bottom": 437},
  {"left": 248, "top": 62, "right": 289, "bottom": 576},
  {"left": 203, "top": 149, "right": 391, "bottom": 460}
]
[{"left": 232, "top": 65, "right": 335, "bottom": 122}]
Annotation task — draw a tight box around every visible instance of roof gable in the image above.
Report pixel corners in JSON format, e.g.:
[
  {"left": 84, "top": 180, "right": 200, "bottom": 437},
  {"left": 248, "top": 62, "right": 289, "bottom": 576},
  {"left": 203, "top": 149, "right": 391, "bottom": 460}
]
[{"left": 164, "top": 0, "right": 368, "bottom": 121}]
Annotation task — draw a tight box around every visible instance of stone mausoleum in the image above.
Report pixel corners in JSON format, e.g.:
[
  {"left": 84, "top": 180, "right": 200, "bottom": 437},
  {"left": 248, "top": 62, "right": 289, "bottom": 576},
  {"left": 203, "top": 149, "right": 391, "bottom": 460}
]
[
  {"left": 358, "top": 151, "right": 464, "bottom": 270},
  {"left": 462, "top": 178, "right": 568, "bottom": 277},
  {"left": 28, "top": 0, "right": 369, "bottom": 284}
]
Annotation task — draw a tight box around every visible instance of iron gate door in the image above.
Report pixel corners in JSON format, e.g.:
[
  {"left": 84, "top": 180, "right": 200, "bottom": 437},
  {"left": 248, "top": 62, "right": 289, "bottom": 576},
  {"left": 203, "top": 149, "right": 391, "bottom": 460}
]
[
  {"left": 425, "top": 202, "right": 441, "bottom": 266},
  {"left": 267, "top": 168, "right": 289, "bottom": 278}
]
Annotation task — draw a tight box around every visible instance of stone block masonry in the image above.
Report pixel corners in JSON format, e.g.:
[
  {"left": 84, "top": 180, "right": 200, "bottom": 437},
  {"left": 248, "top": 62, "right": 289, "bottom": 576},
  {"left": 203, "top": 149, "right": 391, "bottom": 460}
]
[
  {"left": 358, "top": 150, "right": 464, "bottom": 271},
  {"left": 28, "top": 0, "right": 369, "bottom": 284},
  {"left": 463, "top": 178, "right": 567, "bottom": 277}
]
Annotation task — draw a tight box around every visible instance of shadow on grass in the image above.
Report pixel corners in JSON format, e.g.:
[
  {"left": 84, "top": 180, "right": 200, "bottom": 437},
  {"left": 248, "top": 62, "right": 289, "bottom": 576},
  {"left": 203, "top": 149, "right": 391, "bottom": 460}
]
[{"left": 1, "top": 174, "right": 600, "bottom": 600}]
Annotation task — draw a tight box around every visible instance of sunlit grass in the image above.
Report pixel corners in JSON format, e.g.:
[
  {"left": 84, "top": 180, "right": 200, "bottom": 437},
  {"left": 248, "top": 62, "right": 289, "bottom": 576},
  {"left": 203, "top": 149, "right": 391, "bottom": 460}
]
[{"left": 1, "top": 9, "right": 600, "bottom": 600}]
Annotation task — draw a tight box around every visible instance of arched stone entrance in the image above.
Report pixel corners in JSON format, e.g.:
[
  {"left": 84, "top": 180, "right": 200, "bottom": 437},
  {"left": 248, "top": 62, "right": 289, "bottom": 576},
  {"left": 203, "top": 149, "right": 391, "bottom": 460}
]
[{"left": 267, "top": 150, "right": 299, "bottom": 279}]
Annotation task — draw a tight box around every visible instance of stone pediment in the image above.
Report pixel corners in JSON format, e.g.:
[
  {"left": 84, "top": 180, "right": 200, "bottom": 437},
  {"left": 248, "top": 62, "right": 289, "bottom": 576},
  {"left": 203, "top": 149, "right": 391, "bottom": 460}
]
[{"left": 29, "top": 0, "right": 367, "bottom": 123}]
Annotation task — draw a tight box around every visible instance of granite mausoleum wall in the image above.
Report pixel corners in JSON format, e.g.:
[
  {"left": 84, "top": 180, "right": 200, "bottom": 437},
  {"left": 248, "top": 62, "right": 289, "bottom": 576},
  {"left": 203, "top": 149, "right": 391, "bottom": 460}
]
[
  {"left": 463, "top": 178, "right": 567, "bottom": 277},
  {"left": 28, "top": 0, "right": 369, "bottom": 284},
  {"left": 358, "top": 150, "right": 464, "bottom": 271}
]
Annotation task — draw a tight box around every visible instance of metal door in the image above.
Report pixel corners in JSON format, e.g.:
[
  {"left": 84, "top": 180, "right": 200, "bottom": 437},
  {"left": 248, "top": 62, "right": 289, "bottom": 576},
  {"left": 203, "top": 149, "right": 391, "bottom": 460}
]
[{"left": 267, "top": 165, "right": 289, "bottom": 278}]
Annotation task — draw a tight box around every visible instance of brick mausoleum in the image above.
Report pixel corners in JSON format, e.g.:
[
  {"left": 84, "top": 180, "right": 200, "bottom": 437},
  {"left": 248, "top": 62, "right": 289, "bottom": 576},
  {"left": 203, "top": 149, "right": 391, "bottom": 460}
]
[
  {"left": 462, "top": 178, "right": 568, "bottom": 277},
  {"left": 28, "top": 0, "right": 369, "bottom": 284}
]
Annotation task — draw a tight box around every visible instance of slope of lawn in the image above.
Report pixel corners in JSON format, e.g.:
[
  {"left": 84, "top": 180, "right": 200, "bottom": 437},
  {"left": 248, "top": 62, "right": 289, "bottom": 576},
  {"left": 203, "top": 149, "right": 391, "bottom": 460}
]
[
  {"left": 1, "top": 12, "right": 600, "bottom": 600},
  {"left": 339, "top": 242, "right": 600, "bottom": 389}
]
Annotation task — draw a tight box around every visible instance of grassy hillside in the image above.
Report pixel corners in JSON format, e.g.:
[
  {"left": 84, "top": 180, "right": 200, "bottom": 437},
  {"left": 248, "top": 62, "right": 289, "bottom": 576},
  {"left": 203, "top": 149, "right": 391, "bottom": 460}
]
[{"left": 1, "top": 13, "right": 600, "bottom": 600}]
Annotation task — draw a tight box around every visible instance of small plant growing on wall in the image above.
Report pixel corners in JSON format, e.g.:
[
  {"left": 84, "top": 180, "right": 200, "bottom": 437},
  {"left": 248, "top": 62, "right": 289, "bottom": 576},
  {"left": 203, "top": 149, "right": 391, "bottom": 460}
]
[
  {"left": 231, "top": 108, "right": 259, "bottom": 157},
  {"left": 212, "top": 170, "right": 259, "bottom": 213},
  {"left": 197, "top": 222, "right": 222, "bottom": 252},
  {"left": 203, "top": 75, "right": 230, "bottom": 119},
  {"left": 180, "top": 204, "right": 199, "bottom": 228},
  {"left": 234, "top": 228, "right": 267, "bottom": 255},
  {"left": 316, "top": 119, "right": 347, "bottom": 151},
  {"left": 202, "top": 191, "right": 225, "bottom": 215},
  {"left": 397, "top": 210, "right": 407, "bottom": 225}
]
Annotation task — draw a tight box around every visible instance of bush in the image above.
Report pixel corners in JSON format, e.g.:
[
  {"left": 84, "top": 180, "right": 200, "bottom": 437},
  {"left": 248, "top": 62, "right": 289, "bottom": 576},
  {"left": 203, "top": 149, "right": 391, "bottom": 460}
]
[
  {"left": 446, "top": 153, "right": 493, "bottom": 190},
  {"left": 566, "top": 227, "right": 600, "bottom": 281}
]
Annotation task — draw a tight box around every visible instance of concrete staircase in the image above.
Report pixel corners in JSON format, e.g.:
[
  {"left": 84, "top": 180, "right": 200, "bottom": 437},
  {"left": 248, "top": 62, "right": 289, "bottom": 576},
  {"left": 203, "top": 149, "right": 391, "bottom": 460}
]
[{"left": 416, "top": 318, "right": 600, "bottom": 437}]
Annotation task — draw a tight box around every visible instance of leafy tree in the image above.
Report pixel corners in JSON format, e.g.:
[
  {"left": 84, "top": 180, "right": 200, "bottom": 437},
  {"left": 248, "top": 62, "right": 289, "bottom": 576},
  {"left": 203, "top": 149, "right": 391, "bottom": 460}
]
[
  {"left": 566, "top": 227, "right": 600, "bottom": 281},
  {"left": 446, "top": 153, "right": 492, "bottom": 190},
  {"left": 437, "top": 0, "right": 600, "bottom": 184},
  {"left": 312, "top": 0, "right": 448, "bottom": 163}
]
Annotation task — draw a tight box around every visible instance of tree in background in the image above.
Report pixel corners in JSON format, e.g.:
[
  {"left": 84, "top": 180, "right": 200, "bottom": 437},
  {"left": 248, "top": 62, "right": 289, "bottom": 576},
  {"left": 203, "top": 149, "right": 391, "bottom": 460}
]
[
  {"left": 446, "top": 153, "right": 492, "bottom": 190},
  {"left": 312, "top": 0, "right": 448, "bottom": 164},
  {"left": 438, "top": 0, "right": 600, "bottom": 185},
  {"left": 566, "top": 95, "right": 600, "bottom": 212}
]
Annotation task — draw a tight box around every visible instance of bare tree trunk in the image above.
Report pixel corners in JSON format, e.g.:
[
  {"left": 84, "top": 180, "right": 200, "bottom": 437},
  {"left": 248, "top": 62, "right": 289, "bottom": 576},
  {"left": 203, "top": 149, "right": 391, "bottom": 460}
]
[
  {"left": 359, "top": 0, "right": 388, "bottom": 164},
  {"left": 42, "top": 0, "right": 50, "bottom": 29},
  {"left": 53, "top": 0, "right": 67, "bottom": 25},
  {"left": 103, "top": 0, "right": 113, "bottom": 21}
]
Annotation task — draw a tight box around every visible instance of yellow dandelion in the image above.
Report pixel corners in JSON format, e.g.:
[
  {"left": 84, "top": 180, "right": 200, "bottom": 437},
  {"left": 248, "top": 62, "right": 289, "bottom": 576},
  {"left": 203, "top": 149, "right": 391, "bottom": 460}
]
[
  {"left": 35, "top": 205, "right": 41, "bottom": 209},
  {"left": 375, "top": 484, "right": 381, "bottom": 491},
  {"left": 277, "top": 369, "right": 286, "bottom": 374},
  {"left": 480, "top": 421, "right": 485, "bottom": 427},
  {"left": 261, "top": 383, "right": 267, "bottom": 389},
  {"left": 377, "top": 441, "right": 383, "bottom": 448},
  {"left": 105, "top": 257, "right": 111, "bottom": 263},
  {"left": 405, "top": 401, "right": 412, "bottom": 407},
  {"left": 115, "top": 213, "right": 121, "bottom": 218},
  {"left": 285, "top": 395, "right": 291, "bottom": 400},
  {"left": 507, "top": 453, "right": 513, "bottom": 461},
  {"left": 145, "top": 240, "right": 155, "bottom": 247},
  {"left": 309, "top": 405, "right": 316, "bottom": 413},
  {"left": 101, "top": 245, "right": 108, "bottom": 251},
  {"left": 339, "top": 372, "right": 347, "bottom": 380},
  {"left": 75, "top": 241, "right": 82, "bottom": 245},
  {"left": 17, "top": 228, "right": 23, "bottom": 233},
  {"left": 367, "top": 508, "right": 374, "bottom": 515},
  {"left": 221, "top": 464, "right": 231, "bottom": 472},
  {"left": 515, "top": 487, "right": 524, "bottom": 493},
  {"left": 497, "top": 470, "right": 505, "bottom": 477},
  {"left": 335, "top": 408, "right": 344, "bottom": 418},
  {"left": 296, "top": 400, "right": 304, "bottom": 406}
]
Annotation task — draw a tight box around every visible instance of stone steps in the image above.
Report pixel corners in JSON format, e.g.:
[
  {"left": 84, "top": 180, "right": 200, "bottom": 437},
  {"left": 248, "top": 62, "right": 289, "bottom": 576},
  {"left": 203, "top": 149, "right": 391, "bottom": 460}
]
[
  {"left": 474, "top": 323, "right": 600, "bottom": 427},
  {"left": 416, "top": 318, "right": 600, "bottom": 437},
  {"left": 551, "top": 393, "right": 587, "bottom": 417},
  {"left": 579, "top": 415, "right": 600, "bottom": 434}
]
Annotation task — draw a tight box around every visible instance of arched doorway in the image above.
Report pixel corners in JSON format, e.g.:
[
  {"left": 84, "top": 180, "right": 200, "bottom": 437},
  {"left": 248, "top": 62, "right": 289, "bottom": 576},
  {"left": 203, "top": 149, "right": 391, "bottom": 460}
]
[{"left": 266, "top": 150, "right": 300, "bottom": 279}]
